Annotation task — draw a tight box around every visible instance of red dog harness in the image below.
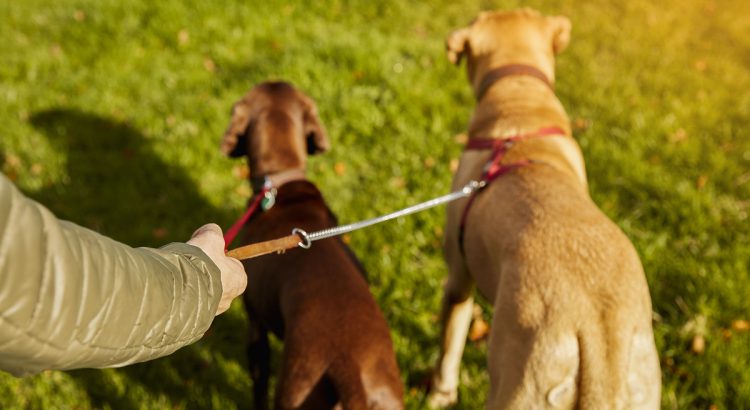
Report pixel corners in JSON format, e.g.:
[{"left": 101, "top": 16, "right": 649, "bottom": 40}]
[
  {"left": 458, "top": 126, "right": 566, "bottom": 253},
  {"left": 223, "top": 184, "right": 274, "bottom": 250}
]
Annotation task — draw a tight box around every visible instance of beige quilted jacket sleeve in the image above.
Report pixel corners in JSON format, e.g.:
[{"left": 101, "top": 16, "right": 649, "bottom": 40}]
[{"left": 0, "top": 174, "right": 222, "bottom": 376}]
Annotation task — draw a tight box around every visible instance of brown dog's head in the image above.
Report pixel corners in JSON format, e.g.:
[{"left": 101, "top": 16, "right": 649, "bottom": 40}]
[
  {"left": 446, "top": 8, "right": 571, "bottom": 89},
  {"left": 221, "top": 81, "right": 329, "bottom": 178}
]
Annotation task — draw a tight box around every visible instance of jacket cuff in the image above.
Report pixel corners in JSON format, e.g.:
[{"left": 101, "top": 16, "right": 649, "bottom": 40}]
[{"left": 160, "top": 242, "right": 223, "bottom": 313}]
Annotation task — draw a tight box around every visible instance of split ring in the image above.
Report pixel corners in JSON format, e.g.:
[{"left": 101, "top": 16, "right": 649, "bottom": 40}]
[{"left": 292, "top": 228, "right": 312, "bottom": 249}]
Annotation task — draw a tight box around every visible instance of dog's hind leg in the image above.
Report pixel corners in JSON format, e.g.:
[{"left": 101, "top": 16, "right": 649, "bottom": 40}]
[
  {"left": 275, "top": 340, "right": 333, "bottom": 410},
  {"left": 428, "top": 225, "right": 476, "bottom": 407},
  {"left": 247, "top": 316, "right": 271, "bottom": 410}
]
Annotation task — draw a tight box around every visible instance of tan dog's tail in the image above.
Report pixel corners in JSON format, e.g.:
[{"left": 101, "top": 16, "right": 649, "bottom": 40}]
[{"left": 577, "top": 325, "right": 660, "bottom": 409}]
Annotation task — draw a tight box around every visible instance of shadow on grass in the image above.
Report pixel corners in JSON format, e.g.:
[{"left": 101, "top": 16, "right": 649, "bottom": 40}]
[
  {"left": 28, "top": 108, "right": 228, "bottom": 247},
  {"left": 28, "top": 108, "right": 251, "bottom": 408}
]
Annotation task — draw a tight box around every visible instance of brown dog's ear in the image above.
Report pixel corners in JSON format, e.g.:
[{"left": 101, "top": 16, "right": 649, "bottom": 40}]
[
  {"left": 446, "top": 27, "right": 471, "bottom": 65},
  {"left": 221, "top": 102, "right": 253, "bottom": 158},
  {"left": 300, "top": 95, "right": 330, "bottom": 155},
  {"left": 547, "top": 15, "right": 571, "bottom": 54}
]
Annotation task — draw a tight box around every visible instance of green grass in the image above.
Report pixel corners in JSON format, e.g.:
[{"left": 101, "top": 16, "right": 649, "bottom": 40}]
[{"left": 1, "top": 0, "right": 749, "bottom": 408}]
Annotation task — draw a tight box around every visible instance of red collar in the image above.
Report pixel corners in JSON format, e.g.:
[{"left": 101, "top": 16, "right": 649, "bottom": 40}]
[
  {"left": 465, "top": 126, "right": 566, "bottom": 150},
  {"left": 476, "top": 64, "right": 553, "bottom": 102}
]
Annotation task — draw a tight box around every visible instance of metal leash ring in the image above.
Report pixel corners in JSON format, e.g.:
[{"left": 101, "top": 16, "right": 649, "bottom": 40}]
[{"left": 292, "top": 228, "right": 312, "bottom": 249}]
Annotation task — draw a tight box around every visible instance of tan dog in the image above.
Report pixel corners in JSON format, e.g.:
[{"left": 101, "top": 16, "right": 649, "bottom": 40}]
[
  {"left": 222, "top": 82, "right": 403, "bottom": 409},
  {"left": 428, "top": 9, "right": 661, "bottom": 409}
]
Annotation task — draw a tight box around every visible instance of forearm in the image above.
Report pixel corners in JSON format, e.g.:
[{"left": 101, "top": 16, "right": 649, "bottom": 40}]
[{"left": 0, "top": 175, "right": 222, "bottom": 376}]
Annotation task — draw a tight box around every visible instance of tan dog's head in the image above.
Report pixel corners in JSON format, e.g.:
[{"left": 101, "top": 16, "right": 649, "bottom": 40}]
[
  {"left": 447, "top": 8, "right": 571, "bottom": 90},
  {"left": 221, "top": 81, "right": 329, "bottom": 178}
]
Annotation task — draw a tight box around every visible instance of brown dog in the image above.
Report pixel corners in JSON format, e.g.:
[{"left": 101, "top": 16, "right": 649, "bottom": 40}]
[
  {"left": 222, "top": 82, "right": 403, "bottom": 410},
  {"left": 428, "top": 9, "right": 661, "bottom": 409}
]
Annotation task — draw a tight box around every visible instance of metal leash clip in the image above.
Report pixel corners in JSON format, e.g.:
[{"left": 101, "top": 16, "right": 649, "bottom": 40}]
[{"left": 292, "top": 228, "right": 312, "bottom": 249}]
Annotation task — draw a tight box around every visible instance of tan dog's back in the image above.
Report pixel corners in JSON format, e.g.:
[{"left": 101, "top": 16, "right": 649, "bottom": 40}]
[
  {"left": 431, "top": 9, "right": 660, "bottom": 409},
  {"left": 462, "top": 165, "right": 660, "bottom": 407}
]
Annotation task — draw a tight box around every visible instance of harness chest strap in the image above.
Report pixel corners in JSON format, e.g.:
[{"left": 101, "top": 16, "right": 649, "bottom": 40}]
[
  {"left": 223, "top": 185, "right": 272, "bottom": 251},
  {"left": 458, "top": 127, "right": 566, "bottom": 254}
]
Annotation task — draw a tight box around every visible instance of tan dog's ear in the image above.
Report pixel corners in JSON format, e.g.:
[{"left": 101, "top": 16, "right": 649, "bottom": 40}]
[
  {"left": 548, "top": 15, "right": 571, "bottom": 54},
  {"left": 446, "top": 27, "right": 471, "bottom": 65},
  {"left": 221, "top": 102, "right": 253, "bottom": 158},
  {"left": 300, "top": 95, "right": 330, "bottom": 155}
]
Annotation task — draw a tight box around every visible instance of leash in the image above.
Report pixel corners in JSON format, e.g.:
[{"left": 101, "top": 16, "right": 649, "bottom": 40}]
[
  {"left": 225, "top": 126, "right": 566, "bottom": 261},
  {"left": 225, "top": 180, "right": 486, "bottom": 260}
]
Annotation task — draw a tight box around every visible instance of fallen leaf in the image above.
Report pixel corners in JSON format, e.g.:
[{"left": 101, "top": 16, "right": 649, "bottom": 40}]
[
  {"left": 691, "top": 334, "right": 705, "bottom": 354},
  {"left": 50, "top": 44, "right": 63, "bottom": 58},
  {"left": 572, "top": 118, "right": 591, "bottom": 131},
  {"left": 73, "top": 10, "right": 85, "bottom": 22},
  {"left": 235, "top": 184, "right": 251, "bottom": 197},
  {"left": 433, "top": 226, "right": 444, "bottom": 238},
  {"left": 152, "top": 227, "right": 168, "bottom": 239},
  {"left": 232, "top": 164, "right": 250, "bottom": 180},
  {"left": 178, "top": 29, "right": 190, "bottom": 45},
  {"left": 334, "top": 162, "right": 346, "bottom": 176},
  {"left": 721, "top": 328, "right": 732, "bottom": 340},
  {"left": 4, "top": 154, "right": 21, "bottom": 170},
  {"left": 694, "top": 60, "right": 708, "bottom": 72},
  {"left": 696, "top": 175, "right": 708, "bottom": 190},
  {"left": 470, "top": 305, "right": 490, "bottom": 342},
  {"left": 449, "top": 159, "right": 459, "bottom": 173},
  {"left": 30, "top": 163, "right": 43, "bottom": 176},
  {"left": 390, "top": 177, "right": 406, "bottom": 189},
  {"left": 203, "top": 58, "right": 216, "bottom": 73},
  {"left": 454, "top": 133, "right": 468, "bottom": 145},
  {"left": 732, "top": 319, "right": 750, "bottom": 331},
  {"left": 424, "top": 156, "right": 436, "bottom": 169},
  {"left": 669, "top": 128, "right": 688, "bottom": 143}
]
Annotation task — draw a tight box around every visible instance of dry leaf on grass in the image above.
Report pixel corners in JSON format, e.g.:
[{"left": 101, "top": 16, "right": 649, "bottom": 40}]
[
  {"left": 691, "top": 334, "right": 705, "bottom": 354},
  {"left": 732, "top": 319, "right": 750, "bottom": 331}
]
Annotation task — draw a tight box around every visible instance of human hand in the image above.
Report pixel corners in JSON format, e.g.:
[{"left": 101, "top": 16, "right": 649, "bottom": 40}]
[{"left": 187, "top": 223, "right": 247, "bottom": 315}]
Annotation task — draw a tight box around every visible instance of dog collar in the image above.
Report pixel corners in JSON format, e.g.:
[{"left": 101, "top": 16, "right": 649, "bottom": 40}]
[{"left": 476, "top": 64, "right": 553, "bottom": 102}]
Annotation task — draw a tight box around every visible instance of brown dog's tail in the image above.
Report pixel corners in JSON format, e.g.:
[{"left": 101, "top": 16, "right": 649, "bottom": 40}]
[{"left": 327, "top": 359, "right": 369, "bottom": 410}]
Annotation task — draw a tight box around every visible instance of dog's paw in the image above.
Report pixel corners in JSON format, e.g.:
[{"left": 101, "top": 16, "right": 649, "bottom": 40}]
[{"left": 426, "top": 388, "right": 458, "bottom": 408}]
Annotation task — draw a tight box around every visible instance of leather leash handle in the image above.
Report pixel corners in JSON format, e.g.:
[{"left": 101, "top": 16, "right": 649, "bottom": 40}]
[{"left": 226, "top": 234, "right": 302, "bottom": 260}]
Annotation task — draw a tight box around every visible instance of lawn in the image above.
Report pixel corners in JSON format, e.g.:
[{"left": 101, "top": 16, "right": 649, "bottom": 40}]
[{"left": 1, "top": 0, "right": 749, "bottom": 408}]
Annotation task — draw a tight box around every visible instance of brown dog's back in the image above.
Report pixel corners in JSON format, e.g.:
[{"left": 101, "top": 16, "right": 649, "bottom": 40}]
[{"left": 242, "top": 181, "right": 403, "bottom": 409}]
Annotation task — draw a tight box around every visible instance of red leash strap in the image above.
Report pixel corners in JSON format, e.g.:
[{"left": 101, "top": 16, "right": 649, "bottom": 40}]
[{"left": 223, "top": 186, "right": 269, "bottom": 251}]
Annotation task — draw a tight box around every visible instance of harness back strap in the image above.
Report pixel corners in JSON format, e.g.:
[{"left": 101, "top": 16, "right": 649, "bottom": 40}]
[{"left": 458, "top": 127, "right": 566, "bottom": 254}]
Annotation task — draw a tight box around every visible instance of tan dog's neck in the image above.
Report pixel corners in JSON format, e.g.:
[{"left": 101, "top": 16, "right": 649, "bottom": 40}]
[
  {"left": 475, "top": 64, "right": 553, "bottom": 102},
  {"left": 468, "top": 73, "right": 570, "bottom": 139}
]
